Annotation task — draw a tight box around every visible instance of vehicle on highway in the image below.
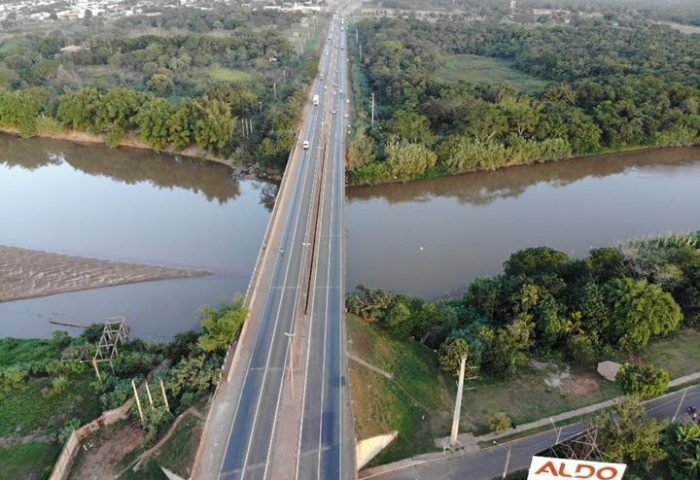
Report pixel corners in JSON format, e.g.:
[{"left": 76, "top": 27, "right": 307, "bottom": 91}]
[
  {"left": 313, "top": 94, "right": 319, "bottom": 106},
  {"left": 332, "top": 109, "right": 336, "bottom": 114},
  {"left": 303, "top": 140, "right": 310, "bottom": 149}
]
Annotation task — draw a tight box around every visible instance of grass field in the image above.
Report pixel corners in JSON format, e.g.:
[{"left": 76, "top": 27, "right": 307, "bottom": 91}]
[
  {"left": 0, "top": 338, "right": 102, "bottom": 478},
  {"left": 435, "top": 54, "right": 550, "bottom": 94},
  {"left": 631, "top": 328, "right": 700, "bottom": 378},
  {"left": 347, "top": 315, "right": 453, "bottom": 465},
  {"left": 661, "top": 21, "right": 700, "bottom": 34},
  {"left": 459, "top": 364, "right": 620, "bottom": 435},
  {"left": 202, "top": 66, "right": 260, "bottom": 83},
  {"left": 0, "top": 371, "right": 102, "bottom": 437},
  {"left": 155, "top": 409, "right": 205, "bottom": 477},
  {"left": 0, "top": 442, "right": 62, "bottom": 480}
]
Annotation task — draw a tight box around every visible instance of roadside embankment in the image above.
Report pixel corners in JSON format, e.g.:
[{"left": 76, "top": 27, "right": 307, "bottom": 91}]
[{"left": 0, "top": 245, "right": 210, "bottom": 303}]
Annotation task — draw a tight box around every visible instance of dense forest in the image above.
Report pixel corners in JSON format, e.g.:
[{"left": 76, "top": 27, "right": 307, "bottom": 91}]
[
  {"left": 347, "top": 17, "right": 700, "bottom": 184},
  {"left": 348, "top": 232, "right": 700, "bottom": 379},
  {"left": 0, "top": 8, "right": 324, "bottom": 169}
]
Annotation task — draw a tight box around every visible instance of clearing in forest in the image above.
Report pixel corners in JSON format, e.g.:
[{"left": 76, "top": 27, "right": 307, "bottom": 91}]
[{"left": 435, "top": 54, "right": 550, "bottom": 94}]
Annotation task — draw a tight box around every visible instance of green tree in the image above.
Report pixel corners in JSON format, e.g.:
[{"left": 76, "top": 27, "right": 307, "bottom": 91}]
[
  {"left": 663, "top": 422, "right": 700, "bottom": 480},
  {"left": 439, "top": 337, "right": 470, "bottom": 376},
  {"left": 147, "top": 68, "right": 174, "bottom": 96},
  {"left": 504, "top": 247, "right": 571, "bottom": 279},
  {"left": 192, "top": 98, "right": 236, "bottom": 154},
  {"left": 383, "top": 300, "right": 412, "bottom": 337},
  {"left": 593, "top": 398, "right": 667, "bottom": 468},
  {"left": 616, "top": 363, "right": 670, "bottom": 399},
  {"left": 198, "top": 298, "right": 249, "bottom": 353},
  {"left": 604, "top": 278, "right": 683, "bottom": 350},
  {"left": 566, "top": 333, "right": 597, "bottom": 366},
  {"left": 385, "top": 142, "right": 437, "bottom": 181},
  {"left": 56, "top": 87, "right": 101, "bottom": 132},
  {"left": 135, "top": 97, "right": 176, "bottom": 151}
]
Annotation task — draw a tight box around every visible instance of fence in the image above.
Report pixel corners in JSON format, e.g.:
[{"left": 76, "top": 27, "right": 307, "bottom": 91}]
[{"left": 48, "top": 398, "right": 134, "bottom": 480}]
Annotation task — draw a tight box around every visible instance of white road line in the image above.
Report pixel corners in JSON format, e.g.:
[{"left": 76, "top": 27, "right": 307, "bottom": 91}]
[
  {"left": 262, "top": 82, "right": 329, "bottom": 480},
  {"left": 316, "top": 68, "right": 337, "bottom": 478},
  {"left": 218, "top": 107, "right": 313, "bottom": 478},
  {"left": 235, "top": 98, "right": 322, "bottom": 480},
  {"left": 294, "top": 70, "right": 333, "bottom": 480}
]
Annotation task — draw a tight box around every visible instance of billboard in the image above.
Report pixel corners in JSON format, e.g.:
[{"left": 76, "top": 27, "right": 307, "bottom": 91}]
[{"left": 527, "top": 456, "right": 627, "bottom": 480}]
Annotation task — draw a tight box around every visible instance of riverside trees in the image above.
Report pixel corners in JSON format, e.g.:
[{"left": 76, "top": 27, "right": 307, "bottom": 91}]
[
  {"left": 347, "top": 17, "right": 700, "bottom": 184},
  {"left": 347, "top": 232, "right": 700, "bottom": 379},
  {"left": 0, "top": 9, "right": 317, "bottom": 168}
]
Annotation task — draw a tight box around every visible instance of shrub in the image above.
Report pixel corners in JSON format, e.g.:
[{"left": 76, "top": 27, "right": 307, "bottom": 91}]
[
  {"left": 616, "top": 363, "right": 670, "bottom": 400},
  {"left": 487, "top": 411, "right": 512, "bottom": 432},
  {"left": 50, "top": 375, "right": 69, "bottom": 396}
]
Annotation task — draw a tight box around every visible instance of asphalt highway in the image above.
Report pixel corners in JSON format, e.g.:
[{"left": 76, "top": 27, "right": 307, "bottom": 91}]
[
  {"left": 296, "top": 15, "right": 354, "bottom": 480},
  {"left": 205, "top": 11, "right": 355, "bottom": 480},
  {"left": 367, "top": 385, "right": 700, "bottom": 480}
]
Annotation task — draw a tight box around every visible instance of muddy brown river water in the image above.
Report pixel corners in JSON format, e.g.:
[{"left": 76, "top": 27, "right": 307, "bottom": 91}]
[{"left": 1, "top": 135, "right": 699, "bottom": 338}]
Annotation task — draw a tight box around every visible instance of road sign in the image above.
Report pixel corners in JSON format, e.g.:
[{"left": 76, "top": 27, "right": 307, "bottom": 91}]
[{"left": 528, "top": 456, "right": 627, "bottom": 480}]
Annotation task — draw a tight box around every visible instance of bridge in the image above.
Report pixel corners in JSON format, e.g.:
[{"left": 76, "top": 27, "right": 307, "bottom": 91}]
[{"left": 192, "top": 8, "right": 355, "bottom": 480}]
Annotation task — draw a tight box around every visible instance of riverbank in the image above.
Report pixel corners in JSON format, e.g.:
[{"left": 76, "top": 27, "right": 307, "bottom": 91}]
[
  {"left": 0, "top": 127, "right": 282, "bottom": 182},
  {"left": 347, "top": 143, "right": 700, "bottom": 187},
  {"left": 0, "top": 245, "right": 210, "bottom": 303}
]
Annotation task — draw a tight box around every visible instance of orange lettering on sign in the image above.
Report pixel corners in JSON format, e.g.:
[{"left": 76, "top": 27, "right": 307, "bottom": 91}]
[
  {"left": 535, "top": 461, "right": 559, "bottom": 476},
  {"left": 574, "top": 464, "right": 595, "bottom": 479}
]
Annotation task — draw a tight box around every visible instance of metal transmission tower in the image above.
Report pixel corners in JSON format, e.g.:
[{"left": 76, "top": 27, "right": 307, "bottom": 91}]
[
  {"left": 542, "top": 427, "right": 604, "bottom": 461},
  {"left": 92, "top": 316, "right": 130, "bottom": 381}
]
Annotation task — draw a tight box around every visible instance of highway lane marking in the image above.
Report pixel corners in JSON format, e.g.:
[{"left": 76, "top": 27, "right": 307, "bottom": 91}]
[
  {"left": 262, "top": 94, "right": 327, "bottom": 480},
  {"left": 315, "top": 64, "right": 343, "bottom": 479},
  {"left": 262, "top": 42, "right": 338, "bottom": 480},
  {"left": 294, "top": 23, "right": 341, "bottom": 480},
  {"left": 224, "top": 93, "right": 322, "bottom": 479},
  {"left": 218, "top": 103, "right": 314, "bottom": 478}
]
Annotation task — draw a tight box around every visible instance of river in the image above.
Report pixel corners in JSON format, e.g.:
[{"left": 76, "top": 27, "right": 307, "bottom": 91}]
[
  {"left": 2, "top": 137, "right": 700, "bottom": 338},
  {"left": 346, "top": 147, "right": 700, "bottom": 298},
  {"left": 0, "top": 135, "right": 274, "bottom": 339}
]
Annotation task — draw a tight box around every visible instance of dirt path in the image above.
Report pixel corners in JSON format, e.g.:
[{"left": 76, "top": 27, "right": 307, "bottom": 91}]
[
  {"left": 68, "top": 423, "right": 144, "bottom": 480},
  {"left": 0, "top": 245, "right": 209, "bottom": 303}
]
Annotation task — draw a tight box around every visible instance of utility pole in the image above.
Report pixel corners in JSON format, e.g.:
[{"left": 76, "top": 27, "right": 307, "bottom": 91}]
[
  {"left": 145, "top": 381, "right": 154, "bottom": 408},
  {"left": 370, "top": 92, "right": 375, "bottom": 127},
  {"left": 549, "top": 417, "right": 561, "bottom": 444},
  {"left": 273, "top": 82, "right": 277, "bottom": 100},
  {"left": 355, "top": 27, "right": 359, "bottom": 44},
  {"left": 449, "top": 354, "right": 467, "bottom": 448},
  {"left": 359, "top": 43, "right": 362, "bottom": 61},
  {"left": 160, "top": 379, "right": 170, "bottom": 412},
  {"left": 132, "top": 380, "right": 144, "bottom": 425}
]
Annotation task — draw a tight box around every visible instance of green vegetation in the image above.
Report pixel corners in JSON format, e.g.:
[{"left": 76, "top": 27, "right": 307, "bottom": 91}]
[
  {"left": 0, "top": 6, "right": 326, "bottom": 171},
  {"left": 560, "top": 396, "right": 700, "bottom": 478},
  {"left": 203, "top": 66, "right": 260, "bottom": 84},
  {"left": 435, "top": 54, "right": 549, "bottom": 94},
  {"left": 633, "top": 329, "right": 700, "bottom": 378},
  {"left": 0, "top": 442, "right": 62, "bottom": 480},
  {"left": 349, "top": 232, "right": 700, "bottom": 381},
  {"left": 347, "top": 315, "right": 452, "bottom": 465},
  {"left": 0, "top": 299, "right": 248, "bottom": 478},
  {"left": 348, "top": 232, "right": 700, "bottom": 455},
  {"left": 347, "top": 17, "right": 700, "bottom": 185},
  {"left": 487, "top": 411, "right": 512, "bottom": 432},
  {"left": 616, "top": 363, "right": 670, "bottom": 399}
]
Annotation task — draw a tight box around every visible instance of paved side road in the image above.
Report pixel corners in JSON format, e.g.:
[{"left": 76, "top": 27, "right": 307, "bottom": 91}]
[{"left": 363, "top": 385, "right": 700, "bottom": 480}]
